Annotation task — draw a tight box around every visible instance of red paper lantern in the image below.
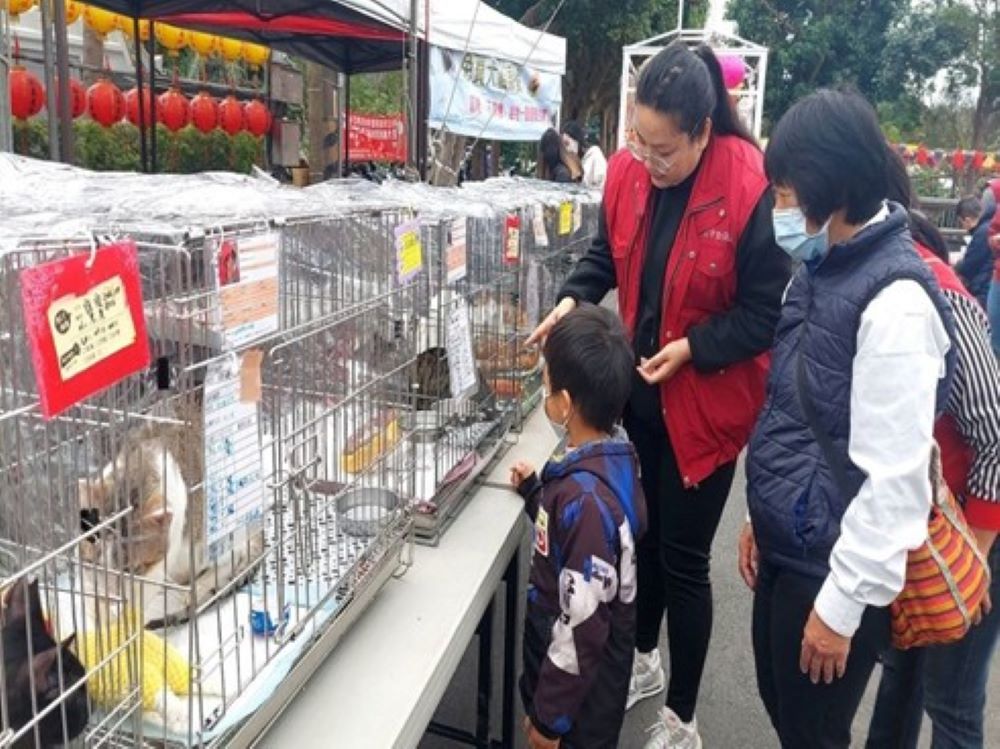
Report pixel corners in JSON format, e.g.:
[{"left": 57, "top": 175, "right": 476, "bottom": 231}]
[
  {"left": 9, "top": 66, "right": 45, "bottom": 119},
  {"left": 218, "top": 95, "right": 246, "bottom": 135},
  {"left": 952, "top": 149, "right": 965, "bottom": 171},
  {"left": 124, "top": 86, "right": 153, "bottom": 127},
  {"left": 157, "top": 87, "right": 190, "bottom": 132},
  {"left": 972, "top": 151, "right": 986, "bottom": 172},
  {"left": 243, "top": 99, "right": 271, "bottom": 138},
  {"left": 86, "top": 77, "right": 124, "bottom": 127},
  {"left": 916, "top": 145, "right": 930, "bottom": 167},
  {"left": 64, "top": 78, "right": 87, "bottom": 119},
  {"left": 190, "top": 91, "right": 218, "bottom": 133}
]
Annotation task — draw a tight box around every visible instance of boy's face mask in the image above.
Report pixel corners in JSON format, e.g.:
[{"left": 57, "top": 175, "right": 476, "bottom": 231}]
[{"left": 543, "top": 385, "right": 572, "bottom": 441}]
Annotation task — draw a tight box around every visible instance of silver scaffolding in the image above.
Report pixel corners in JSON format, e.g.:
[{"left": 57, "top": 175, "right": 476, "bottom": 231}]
[{"left": 618, "top": 27, "right": 769, "bottom": 145}]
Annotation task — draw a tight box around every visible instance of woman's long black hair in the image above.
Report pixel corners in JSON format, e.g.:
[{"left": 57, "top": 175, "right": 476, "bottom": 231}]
[{"left": 635, "top": 41, "right": 755, "bottom": 145}]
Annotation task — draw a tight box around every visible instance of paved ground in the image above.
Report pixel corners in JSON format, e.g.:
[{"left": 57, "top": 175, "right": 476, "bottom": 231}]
[{"left": 419, "top": 461, "right": 1000, "bottom": 748}]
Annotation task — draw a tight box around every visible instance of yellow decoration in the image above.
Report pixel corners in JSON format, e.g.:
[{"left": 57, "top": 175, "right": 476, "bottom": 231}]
[
  {"left": 76, "top": 608, "right": 191, "bottom": 712},
  {"left": 189, "top": 30, "right": 220, "bottom": 57},
  {"left": 0, "top": 0, "right": 36, "bottom": 18},
  {"left": 154, "top": 22, "right": 187, "bottom": 55},
  {"left": 117, "top": 15, "right": 150, "bottom": 40},
  {"left": 64, "top": 0, "right": 81, "bottom": 24},
  {"left": 240, "top": 41, "right": 270, "bottom": 68},
  {"left": 983, "top": 154, "right": 997, "bottom": 172},
  {"left": 83, "top": 4, "right": 119, "bottom": 37},
  {"left": 219, "top": 35, "right": 243, "bottom": 62}
]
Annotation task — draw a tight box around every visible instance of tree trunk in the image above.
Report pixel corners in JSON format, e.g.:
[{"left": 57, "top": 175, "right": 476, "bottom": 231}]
[
  {"left": 429, "top": 130, "right": 466, "bottom": 186},
  {"left": 81, "top": 25, "right": 103, "bottom": 86},
  {"left": 304, "top": 61, "right": 329, "bottom": 184}
]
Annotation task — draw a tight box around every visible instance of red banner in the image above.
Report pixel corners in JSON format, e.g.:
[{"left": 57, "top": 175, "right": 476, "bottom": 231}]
[
  {"left": 20, "top": 241, "right": 150, "bottom": 419},
  {"left": 347, "top": 111, "right": 407, "bottom": 163}
]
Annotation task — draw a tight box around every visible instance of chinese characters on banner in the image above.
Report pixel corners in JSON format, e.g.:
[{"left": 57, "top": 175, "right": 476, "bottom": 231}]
[
  {"left": 347, "top": 111, "right": 408, "bottom": 163},
  {"left": 20, "top": 241, "right": 150, "bottom": 418},
  {"left": 203, "top": 355, "right": 265, "bottom": 561},
  {"left": 428, "top": 46, "right": 562, "bottom": 141},
  {"left": 214, "top": 232, "right": 280, "bottom": 351}
]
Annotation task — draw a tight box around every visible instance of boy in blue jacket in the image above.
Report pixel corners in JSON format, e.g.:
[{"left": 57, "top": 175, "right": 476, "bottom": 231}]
[{"left": 511, "top": 303, "right": 647, "bottom": 749}]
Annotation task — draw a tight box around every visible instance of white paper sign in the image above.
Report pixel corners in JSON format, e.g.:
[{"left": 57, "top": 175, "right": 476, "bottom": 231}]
[
  {"left": 203, "top": 356, "right": 264, "bottom": 561},
  {"left": 447, "top": 218, "right": 468, "bottom": 284},
  {"left": 532, "top": 204, "right": 549, "bottom": 248},
  {"left": 446, "top": 298, "right": 477, "bottom": 400},
  {"left": 572, "top": 201, "right": 583, "bottom": 233},
  {"left": 215, "top": 232, "right": 280, "bottom": 350},
  {"left": 526, "top": 260, "right": 541, "bottom": 328}
]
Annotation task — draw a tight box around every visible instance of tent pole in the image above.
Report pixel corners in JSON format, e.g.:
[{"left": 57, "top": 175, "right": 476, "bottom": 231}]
[
  {"left": 133, "top": 16, "right": 148, "bottom": 173},
  {"left": 39, "top": 0, "right": 59, "bottom": 160},
  {"left": 149, "top": 18, "right": 158, "bottom": 173},
  {"left": 407, "top": 0, "right": 419, "bottom": 174},
  {"left": 54, "top": 0, "right": 73, "bottom": 162}
]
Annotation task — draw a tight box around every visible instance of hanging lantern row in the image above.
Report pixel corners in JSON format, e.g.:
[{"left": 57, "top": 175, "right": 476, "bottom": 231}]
[
  {"left": 895, "top": 143, "right": 1000, "bottom": 174},
  {"left": 6, "top": 67, "right": 272, "bottom": 136}
]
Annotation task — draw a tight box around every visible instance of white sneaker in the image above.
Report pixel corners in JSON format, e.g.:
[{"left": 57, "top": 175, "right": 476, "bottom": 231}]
[
  {"left": 627, "top": 648, "right": 665, "bottom": 711},
  {"left": 643, "top": 707, "right": 703, "bottom": 749}
]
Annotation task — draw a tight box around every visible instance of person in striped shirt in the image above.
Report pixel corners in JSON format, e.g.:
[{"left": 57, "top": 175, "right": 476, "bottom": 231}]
[{"left": 866, "top": 149, "right": 1000, "bottom": 749}]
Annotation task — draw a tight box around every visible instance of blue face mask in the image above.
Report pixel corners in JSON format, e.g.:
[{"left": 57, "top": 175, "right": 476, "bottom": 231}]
[{"left": 772, "top": 207, "right": 830, "bottom": 264}]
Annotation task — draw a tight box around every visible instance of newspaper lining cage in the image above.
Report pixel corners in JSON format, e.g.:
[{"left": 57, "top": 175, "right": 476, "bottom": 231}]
[{"left": 0, "top": 154, "right": 602, "bottom": 747}]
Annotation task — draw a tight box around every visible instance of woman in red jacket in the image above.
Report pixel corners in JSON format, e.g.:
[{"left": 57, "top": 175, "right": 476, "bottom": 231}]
[{"left": 529, "top": 41, "right": 790, "bottom": 748}]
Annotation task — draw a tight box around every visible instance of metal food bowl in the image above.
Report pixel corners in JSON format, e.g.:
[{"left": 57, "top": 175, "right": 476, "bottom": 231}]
[{"left": 336, "top": 487, "right": 400, "bottom": 538}]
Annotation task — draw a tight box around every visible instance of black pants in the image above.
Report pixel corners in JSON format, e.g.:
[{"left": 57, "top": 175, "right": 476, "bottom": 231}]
[
  {"left": 753, "top": 560, "right": 891, "bottom": 748},
  {"left": 626, "top": 414, "right": 735, "bottom": 723}
]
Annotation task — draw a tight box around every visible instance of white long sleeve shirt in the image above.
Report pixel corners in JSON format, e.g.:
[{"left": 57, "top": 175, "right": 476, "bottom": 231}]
[
  {"left": 813, "top": 278, "right": 953, "bottom": 637},
  {"left": 581, "top": 146, "right": 607, "bottom": 191}
]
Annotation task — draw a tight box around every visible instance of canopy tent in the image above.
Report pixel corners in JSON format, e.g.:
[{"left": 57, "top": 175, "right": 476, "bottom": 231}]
[{"left": 75, "top": 0, "right": 565, "bottom": 75}]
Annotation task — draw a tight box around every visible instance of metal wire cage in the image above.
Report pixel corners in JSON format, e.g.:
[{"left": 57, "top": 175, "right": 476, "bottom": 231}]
[{"left": 0, "top": 160, "right": 603, "bottom": 747}]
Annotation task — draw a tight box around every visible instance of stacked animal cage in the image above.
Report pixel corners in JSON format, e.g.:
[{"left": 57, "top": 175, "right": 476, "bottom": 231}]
[
  {"left": 460, "top": 179, "right": 603, "bottom": 417},
  {"left": 305, "top": 181, "right": 524, "bottom": 544},
  {"left": 0, "top": 156, "right": 606, "bottom": 747},
  {"left": 0, "top": 163, "right": 413, "bottom": 748}
]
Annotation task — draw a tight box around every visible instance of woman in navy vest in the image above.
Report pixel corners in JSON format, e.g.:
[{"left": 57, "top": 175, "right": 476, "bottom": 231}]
[{"left": 741, "top": 89, "right": 956, "bottom": 748}]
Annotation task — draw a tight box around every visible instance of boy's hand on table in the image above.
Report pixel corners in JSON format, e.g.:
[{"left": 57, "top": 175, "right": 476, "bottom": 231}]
[{"left": 510, "top": 461, "right": 536, "bottom": 489}]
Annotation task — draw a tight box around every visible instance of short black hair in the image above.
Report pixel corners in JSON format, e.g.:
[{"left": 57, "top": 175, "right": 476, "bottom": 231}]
[
  {"left": 543, "top": 303, "right": 633, "bottom": 434},
  {"left": 957, "top": 196, "right": 983, "bottom": 222},
  {"left": 562, "top": 120, "right": 587, "bottom": 149},
  {"left": 765, "top": 88, "right": 888, "bottom": 226}
]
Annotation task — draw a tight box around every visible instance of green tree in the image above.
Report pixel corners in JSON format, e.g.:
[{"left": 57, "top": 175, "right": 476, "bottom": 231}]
[
  {"left": 349, "top": 72, "right": 405, "bottom": 115},
  {"left": 488, "top": 0, "right": 708, "bottom": 150}
]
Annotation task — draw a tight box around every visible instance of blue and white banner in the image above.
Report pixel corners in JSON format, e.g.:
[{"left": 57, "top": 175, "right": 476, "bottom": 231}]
[{"left": 428, "top": 46, "right": 562, "bottom": 142}]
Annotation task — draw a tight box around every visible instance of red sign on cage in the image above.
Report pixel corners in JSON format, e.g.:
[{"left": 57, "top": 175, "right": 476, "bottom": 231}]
[
  {"left": 347, "top": 111, "right": 408, "bottom": 163},
  {"left": 20, "top": 241, "right": 150, "bottom": 419}
]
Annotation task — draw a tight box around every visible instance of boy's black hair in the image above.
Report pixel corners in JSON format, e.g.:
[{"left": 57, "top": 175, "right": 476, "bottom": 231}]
[
  {"left": 765, "top": 88, "right": 887, "bottom": 226},
  {"left": 543, "top": 303, "right": 634, "bottom": 434},
  {"left": 957, "top": 196, "right": 983, "bottom": 223}
]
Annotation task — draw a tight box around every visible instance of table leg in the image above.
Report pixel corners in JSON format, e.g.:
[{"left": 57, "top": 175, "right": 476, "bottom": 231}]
[
  {"left": 501, "top": 548, "right": 518, "bottom": 747},
  {"left": 476, "top": 599, "right": 494, "bottom": 746}
]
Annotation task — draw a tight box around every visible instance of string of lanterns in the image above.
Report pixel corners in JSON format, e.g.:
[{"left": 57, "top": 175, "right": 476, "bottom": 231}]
[
  {"left": 4, "top": 2, "right": 273, "bottom": 136},
  {"left": 894, "top": 143, "right": 1000, "bottom": 175}
]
